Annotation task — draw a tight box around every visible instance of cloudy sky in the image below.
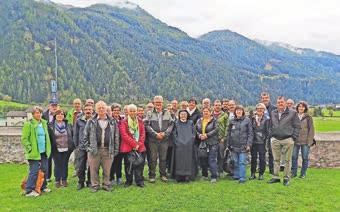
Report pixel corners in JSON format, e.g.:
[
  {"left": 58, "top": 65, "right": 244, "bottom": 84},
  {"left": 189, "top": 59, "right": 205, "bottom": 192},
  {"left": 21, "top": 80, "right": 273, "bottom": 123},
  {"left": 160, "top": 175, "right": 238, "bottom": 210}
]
[{"left": 51, "top": 0, "right": 340, "bottom": 54}]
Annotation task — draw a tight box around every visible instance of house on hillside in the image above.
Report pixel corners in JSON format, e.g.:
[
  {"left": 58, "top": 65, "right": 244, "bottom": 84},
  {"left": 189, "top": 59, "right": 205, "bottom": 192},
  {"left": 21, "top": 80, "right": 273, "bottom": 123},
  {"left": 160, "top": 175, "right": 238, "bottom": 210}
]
[{"left": 6, "top": 111, "right": 28, "bottom": 126}]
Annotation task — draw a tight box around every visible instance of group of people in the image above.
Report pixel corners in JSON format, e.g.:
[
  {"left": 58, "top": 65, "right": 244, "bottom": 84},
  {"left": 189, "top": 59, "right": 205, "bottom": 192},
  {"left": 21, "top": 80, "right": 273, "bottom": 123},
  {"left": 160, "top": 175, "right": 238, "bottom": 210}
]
[{"left": 21, "top": 92, "right": 315, "bottom": 197}]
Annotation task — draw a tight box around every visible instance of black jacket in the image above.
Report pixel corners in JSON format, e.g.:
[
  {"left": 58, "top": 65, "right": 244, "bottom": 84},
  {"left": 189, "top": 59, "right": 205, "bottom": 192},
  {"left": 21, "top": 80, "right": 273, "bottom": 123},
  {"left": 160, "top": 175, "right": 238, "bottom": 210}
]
[
  {"left": 227, "top": 116, "right": 253, "bottom": 152},
  {"left": 188, "top": 108, "right": 201, "bottom": 125},
  {"left": 195, "top": 117, "right": 219, "bottom": 145},
  {"left": 73, "top": 115, "right": 89, "bottom": 151},
  {"left": 270, "top": 108, "right": 301, "bottom": 141},
  {"left": 251, "top": 115, "right": 270, "bottom": 145}
]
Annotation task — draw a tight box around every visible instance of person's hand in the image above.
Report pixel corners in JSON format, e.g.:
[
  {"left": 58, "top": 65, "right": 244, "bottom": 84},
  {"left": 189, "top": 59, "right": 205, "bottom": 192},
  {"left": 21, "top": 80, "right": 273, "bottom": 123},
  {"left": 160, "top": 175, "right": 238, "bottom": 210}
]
[
  {"left": 220, "top": 139, "right": 224, "bottom": 144},
  {"left": 134, "top": 144, "right": 139, "bottom": 150},
  {"left": 156, "top": 133, "right": 163, "bottom": 140},
  {"left": 245, "top": 145, "right": 250, "bottom": 152}
]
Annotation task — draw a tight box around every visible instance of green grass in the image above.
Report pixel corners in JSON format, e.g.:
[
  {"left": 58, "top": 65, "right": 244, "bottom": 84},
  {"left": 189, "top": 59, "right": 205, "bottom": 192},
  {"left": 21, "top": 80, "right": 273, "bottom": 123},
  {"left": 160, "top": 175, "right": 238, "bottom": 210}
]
[
  {"left": 0, "top": 164, "right": 339, "bottom": 211},
  {"left": 321, "top": 108, "right": 340, "bottom": 117},
  {"left": 314, "top": 117, "right": 340, "bottom": 132}
]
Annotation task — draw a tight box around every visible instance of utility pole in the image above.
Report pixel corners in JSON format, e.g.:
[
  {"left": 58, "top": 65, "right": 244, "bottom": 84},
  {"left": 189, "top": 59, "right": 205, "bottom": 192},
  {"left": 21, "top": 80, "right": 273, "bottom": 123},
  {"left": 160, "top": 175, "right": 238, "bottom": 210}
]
[{"left": 51, "top": 38, "right": 58, "bottom": 102}]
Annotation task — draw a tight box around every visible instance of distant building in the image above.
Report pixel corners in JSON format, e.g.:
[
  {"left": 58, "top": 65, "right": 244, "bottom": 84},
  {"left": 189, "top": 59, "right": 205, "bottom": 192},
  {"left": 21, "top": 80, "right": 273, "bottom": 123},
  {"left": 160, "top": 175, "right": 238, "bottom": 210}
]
[{"left": 6, "top": 111, "right": 28, "bottom": 126}]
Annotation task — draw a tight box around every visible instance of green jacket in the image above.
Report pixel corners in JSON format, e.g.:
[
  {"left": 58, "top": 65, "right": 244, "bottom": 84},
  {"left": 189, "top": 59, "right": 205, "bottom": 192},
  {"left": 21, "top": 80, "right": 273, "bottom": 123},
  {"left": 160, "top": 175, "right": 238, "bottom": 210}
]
[
  {"left": 217, "top": 112, "right": 229, "bottom": 141},
  {"left": 66, "top": 109, "right": 75, "bottom": 125},
  {"left": 21, "top": 119, "right": 51, "bottom": 160}
]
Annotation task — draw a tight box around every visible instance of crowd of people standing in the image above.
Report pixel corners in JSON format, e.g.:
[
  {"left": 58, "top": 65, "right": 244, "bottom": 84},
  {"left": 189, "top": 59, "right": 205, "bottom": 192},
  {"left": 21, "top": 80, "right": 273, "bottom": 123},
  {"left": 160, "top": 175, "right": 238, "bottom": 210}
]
[{"left": 21, "top": 92, "right": 315, "bottom": 197}]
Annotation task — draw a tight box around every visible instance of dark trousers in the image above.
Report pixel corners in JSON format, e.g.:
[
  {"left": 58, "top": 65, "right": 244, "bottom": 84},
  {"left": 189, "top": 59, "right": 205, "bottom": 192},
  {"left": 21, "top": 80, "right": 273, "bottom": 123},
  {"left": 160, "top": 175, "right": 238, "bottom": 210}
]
[
  {"left": 52, "top": 151, "right": 71, "bottom": 182},
  {"left": 149, "top": 141, "right": 169, "bottom": 178},
  {"left": 124, "top": 152, "right": 146, "bottom": 184},
  {"left": 26, "top": 153, "right": 48, "bottom": 193},
  {"left": 267, "top": 141, "right": 274, "bottom": 174},
  {"left": 145, "top": 141, "right": 151, "bottom": 172},
  {"left": 217, "top": 142, "right": 226, "bottom": 174},
  {"left": 166, "top": 146, "right": 173, "bottom": 173},
  {"left": 47, "top": 156, "right": 52, "bottom": 180},
  {"left": 200, "top": 144, "right": 218, "bottom": 179},
  {"left": 77, "top": 150, "right": 91, "bottom": 185},
  {"left": 110, "top": 153, "right": 123, "bottom": 181},
  {"left": 251, "top": 144, "right": 266, "bottom": 175}
]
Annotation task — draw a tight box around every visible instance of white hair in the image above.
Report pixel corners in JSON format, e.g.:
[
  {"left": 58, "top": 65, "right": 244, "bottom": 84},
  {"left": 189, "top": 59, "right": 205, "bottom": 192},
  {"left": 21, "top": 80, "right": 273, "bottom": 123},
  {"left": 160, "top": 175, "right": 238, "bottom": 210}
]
[
  {"left": 127, "top": 104, "right": 137, "bottom": 112},
  {"left": 153, "top": 95, "right": 163, "bottom": 102},
  {"left": 95, "top": 100, "right": 107, "bottom": 112}
]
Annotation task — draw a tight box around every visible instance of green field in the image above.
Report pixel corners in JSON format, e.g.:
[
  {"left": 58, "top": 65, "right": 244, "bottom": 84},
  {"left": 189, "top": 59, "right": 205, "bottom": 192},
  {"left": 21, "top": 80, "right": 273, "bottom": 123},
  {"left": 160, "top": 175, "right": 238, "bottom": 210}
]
[
  {"left": 0, "top": 164, "right": 339, "bottom": 211},
  {"left": 314, "top": 117, "right": 340, "bottom": 132},
  {"left": 321, "top": 108, "right": 340, "bottom": 117},
  {"left": 0, "top": 100, "right": 30, "bottom": 117}
]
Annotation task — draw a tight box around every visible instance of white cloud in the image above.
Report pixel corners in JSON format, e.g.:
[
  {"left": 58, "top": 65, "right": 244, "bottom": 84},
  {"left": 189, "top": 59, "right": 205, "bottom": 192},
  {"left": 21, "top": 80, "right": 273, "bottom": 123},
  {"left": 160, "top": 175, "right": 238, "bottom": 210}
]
[{"left": 52, "top": 0, "right": 340, "bottom": 54}]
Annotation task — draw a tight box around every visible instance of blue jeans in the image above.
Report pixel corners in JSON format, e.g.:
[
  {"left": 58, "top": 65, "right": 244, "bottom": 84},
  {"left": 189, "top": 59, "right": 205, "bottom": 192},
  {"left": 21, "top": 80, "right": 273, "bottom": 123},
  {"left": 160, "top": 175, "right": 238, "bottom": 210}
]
[
  {"left": 200, "top": 144, "right": 218, "bottom": 179},
  {"left": 291, "top": 144, "right": 310, "bottom": 176},
  {"left": 26, "top": 153, "right": 48, "bottom": 193},
  {"left": 232, "top": 152, "right": 247, "bottom": 181}
]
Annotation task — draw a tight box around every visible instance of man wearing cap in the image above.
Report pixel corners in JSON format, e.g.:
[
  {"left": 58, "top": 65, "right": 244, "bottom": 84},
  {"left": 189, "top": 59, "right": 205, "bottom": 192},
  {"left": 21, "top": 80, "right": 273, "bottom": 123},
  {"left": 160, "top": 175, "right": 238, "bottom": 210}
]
[{"left": 42, "top": 99, "right": 59, "bottom": 182}]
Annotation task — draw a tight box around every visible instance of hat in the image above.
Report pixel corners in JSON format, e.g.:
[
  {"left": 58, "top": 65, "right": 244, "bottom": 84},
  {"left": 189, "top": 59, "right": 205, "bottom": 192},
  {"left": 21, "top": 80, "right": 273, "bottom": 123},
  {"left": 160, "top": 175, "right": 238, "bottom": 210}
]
[{"left": 49, "top": 99, "right": 58, "bottom": 105}]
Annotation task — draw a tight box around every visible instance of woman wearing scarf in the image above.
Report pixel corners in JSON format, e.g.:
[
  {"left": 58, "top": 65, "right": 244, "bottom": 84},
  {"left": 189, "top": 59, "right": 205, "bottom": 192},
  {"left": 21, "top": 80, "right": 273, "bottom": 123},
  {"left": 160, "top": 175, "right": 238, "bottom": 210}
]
[
  {"left": 250, "top": 103, "right": 270, "bottom": 180},
  {"left": 196, "top": 107, "right": 219, "bottom": 183},
  {"left": 119, "top": 104, "right": 146, "bottom": 188},
  {"left": 48, "top": 109, "right": 74, "bottom": 188},
  {"left": 291, "top": 101, "right": 315, "bottom": 179},
  {"left": 172, "top": 110, "right": 196, "bottom": 183}
]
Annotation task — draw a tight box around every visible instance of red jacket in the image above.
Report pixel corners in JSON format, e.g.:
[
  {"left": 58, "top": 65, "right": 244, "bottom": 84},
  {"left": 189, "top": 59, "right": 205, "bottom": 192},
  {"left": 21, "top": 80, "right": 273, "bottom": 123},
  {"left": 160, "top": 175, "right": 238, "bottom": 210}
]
[{"left": 119, "top": 118, "right": 146, "bottom": 153}]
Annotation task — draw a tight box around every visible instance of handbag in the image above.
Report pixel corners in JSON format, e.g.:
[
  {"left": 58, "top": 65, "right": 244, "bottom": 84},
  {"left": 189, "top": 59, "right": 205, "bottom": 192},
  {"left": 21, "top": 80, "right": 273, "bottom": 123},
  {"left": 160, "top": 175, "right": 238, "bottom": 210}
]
[
  {"left": 197, "top": 141, "right": 208, "bottom": 158},
  {"left": 127, "top": 150, "right": 144, "bottom": 167}
]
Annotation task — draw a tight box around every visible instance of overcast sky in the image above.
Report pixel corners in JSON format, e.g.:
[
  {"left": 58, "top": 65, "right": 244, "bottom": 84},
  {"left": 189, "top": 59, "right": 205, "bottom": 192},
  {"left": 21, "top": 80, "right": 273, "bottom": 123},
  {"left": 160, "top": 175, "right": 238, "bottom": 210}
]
[{"left": 51, "top": 0, "right": 340, "bottom": 54}]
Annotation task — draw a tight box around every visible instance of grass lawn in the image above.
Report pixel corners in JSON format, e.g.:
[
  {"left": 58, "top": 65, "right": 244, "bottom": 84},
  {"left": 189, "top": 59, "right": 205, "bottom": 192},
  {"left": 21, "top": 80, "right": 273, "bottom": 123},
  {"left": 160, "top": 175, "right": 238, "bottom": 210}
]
[
  {"left": 0, "top": 164, "right": 339, "bottom": 211},
  {"left": 313, "top": 117, "right": 340, "bottom": 132}
]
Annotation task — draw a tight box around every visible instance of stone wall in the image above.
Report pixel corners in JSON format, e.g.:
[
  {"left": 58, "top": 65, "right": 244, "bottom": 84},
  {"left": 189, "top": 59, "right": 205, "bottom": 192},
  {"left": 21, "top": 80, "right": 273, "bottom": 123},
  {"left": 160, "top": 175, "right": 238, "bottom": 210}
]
[{"left": 0, "top": 127, "right": 339, "bottom": 168}]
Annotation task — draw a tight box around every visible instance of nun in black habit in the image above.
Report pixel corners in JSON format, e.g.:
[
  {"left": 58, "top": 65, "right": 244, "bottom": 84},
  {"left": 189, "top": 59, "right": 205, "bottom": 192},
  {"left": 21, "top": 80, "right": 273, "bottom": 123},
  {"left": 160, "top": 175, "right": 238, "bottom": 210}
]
[{"left": 171, "top": 109, "right": 196, "bottom": 182}]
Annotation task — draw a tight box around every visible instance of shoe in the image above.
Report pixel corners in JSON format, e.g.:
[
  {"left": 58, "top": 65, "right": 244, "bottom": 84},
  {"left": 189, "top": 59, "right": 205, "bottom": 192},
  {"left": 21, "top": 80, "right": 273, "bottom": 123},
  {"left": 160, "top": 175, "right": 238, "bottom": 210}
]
[
  {"left": 291, "top": 174, "right": 297, "bottom": 178},
  {"left": 46, "top": 178, "right": 52, "bottom": 183},
  {"left": 258, "top": 175, "right": 264, "bottom": 180},
  {"left": 55, "top": 181, "right": 61, "bottom": 188},
  {"left": 86, "top": 182, "right": 91, "bottom": 188},
  {"left": 268, "top": 178, "right": 281, "bottom": 184},
  {"left": 124, "top": 183, "right": 132, "bottom": 188},
  {"left": 137, "top": 182, "right": 145, "bottom": 188},
  {"left": 161, "top": 176, "right": 168, "bottom": 182},
  {"left": 42, "top": 188, "right": 51, "bottom": 193},
  {"left": 25, "top": 190, "right": 40, "bottom": 197},
  {"left": 116, "top": 178, "right": 123, "bottom": 185},
  {"left": 102, "top": 186, "right": 112, "bottom": 192},
  {"left": 149, "top": 178, "right": 156, "bottom": 183},
  {"left": 299, "top": 175, "right": 306, "bottom": 179},
  {"left": 77, "top": 183, "right": 85, "bottom": 191},
  {"left": 232, "top": 177, "right": 240, "bottom": 181},
  {"left": 249, "top": 174, "right": 256, "bottom": 180},
  {"left": 239, "top": 180, "right": 246, "bottom": 184},
  {"left": 210, "top": 178, "right": 217, "bottom": 183},
  {"left": 283, "top": 179, "right": 290, "bottom": 186},
  {"left": 111, "top": 180, "right": 116, "bottom": 186},
  {"left": 61, "top": 180, "right": 68, "bottom": 187},
  {"left": 201, "top": 176, "right": 209, "bottom": 181},
  {"left": 91, "top": 187, "right": 99, "bottom": 193}
]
